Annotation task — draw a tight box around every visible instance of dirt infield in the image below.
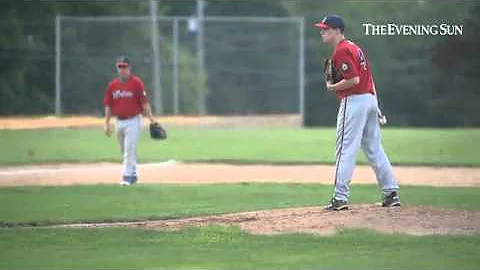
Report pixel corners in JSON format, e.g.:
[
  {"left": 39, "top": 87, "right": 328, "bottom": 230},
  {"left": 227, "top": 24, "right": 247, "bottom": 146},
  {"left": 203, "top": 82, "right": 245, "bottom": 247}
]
[
  {"left": 0, "top": 115, "right": 301, "bottom": 129},
  {"left": 57, "top": 205, "right": 480, "bottom": 236},
  {"left": 1, "top": 161, "right": 480, "bottom": 187}
]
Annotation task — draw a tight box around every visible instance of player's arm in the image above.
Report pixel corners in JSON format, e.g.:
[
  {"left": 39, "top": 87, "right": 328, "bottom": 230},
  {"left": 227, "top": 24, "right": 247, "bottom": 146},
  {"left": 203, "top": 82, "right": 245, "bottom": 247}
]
[
  {"left": 142, "top": 101, "right": 156, "bottom": 123},
  {"left": 326, "top": 77, "right": 359, "bottom": 92},
  {"left": 137, "top": 80, "right": 156, "bottom": 123},
  {"left": 326, "top": 49, "right": 360, "bottom": 91},
  {"left": 105, "top": 106, "right": 112, "bottom": 123},
  {"left": 104, "top": 106, "right": 113, "bottom": 136},
  {"left": 371, "top": 80, "right": 387, "bottom": 124},
  {"left": 103, "top": 85, "right": 113, "bottom": 137}
]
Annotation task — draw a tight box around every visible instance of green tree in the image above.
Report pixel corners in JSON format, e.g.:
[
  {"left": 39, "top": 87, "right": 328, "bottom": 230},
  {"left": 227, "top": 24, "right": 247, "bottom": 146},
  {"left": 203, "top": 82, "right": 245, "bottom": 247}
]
[
  {"left": 0, "top": 1, "right": 146, "bottom": 115},
  {"left": 282, "top": 0, "right": 475, "bottom": 126},
  {"left": 203, "top": 0, "right": 293, "bottom": 114},
  {"left": 0, "top": 0, "right": 206, "bottom": 115},
  {"left": 427, "top": 2, "right": 480, "bottom": 126}
]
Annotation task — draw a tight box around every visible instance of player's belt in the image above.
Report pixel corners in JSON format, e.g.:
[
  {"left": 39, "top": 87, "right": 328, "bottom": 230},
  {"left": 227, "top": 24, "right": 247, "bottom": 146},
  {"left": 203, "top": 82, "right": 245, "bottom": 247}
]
[
  {"left": 117, "top": 115, "right": 136, "bottom": 120},
  {"left": 347, "top": 91, "right": 374, "bottom": 97}
]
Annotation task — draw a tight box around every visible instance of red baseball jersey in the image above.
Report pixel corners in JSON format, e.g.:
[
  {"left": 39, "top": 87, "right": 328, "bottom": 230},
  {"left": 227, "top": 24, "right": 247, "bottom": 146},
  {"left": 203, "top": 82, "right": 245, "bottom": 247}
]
[
  {"left": 103, "top": 75, "right": 147, "bottom": 119},
  {"left": 332, "top": 39, "right": 374, "bottom": 100}
]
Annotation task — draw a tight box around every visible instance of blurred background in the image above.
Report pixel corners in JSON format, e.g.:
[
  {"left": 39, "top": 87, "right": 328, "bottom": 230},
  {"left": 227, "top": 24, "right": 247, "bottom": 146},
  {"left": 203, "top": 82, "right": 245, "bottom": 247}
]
[{"left": 0, "top": 0, "right": 478, "bottom": 127}]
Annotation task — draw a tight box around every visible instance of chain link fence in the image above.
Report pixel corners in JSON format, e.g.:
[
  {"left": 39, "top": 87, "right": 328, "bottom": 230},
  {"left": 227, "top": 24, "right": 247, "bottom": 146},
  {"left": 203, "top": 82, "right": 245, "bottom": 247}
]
[{"left": 56, "top": 15, "right": 304, "bottom": 116}]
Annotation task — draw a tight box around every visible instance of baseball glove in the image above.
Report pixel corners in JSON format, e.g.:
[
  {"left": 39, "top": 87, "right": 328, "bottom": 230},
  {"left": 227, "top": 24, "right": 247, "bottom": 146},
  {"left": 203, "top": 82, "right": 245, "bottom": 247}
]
[
  {"left": 323, "top": 58, "right": 342, "bottom": 84},
  {"left": 149, "top": 122, "right": 167, "bottom": 140}
]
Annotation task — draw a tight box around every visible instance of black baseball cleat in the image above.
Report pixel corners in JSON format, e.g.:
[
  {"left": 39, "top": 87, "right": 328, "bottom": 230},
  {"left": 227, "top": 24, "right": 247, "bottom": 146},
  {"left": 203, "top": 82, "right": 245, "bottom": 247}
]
[
  {"left": 382, "top": 191, "right": 401, "bottom": 207},
  {"left": 324, "top": 198, "right": 349, "bottom": 211},
  {"left": 130, "top": 175, "right": 138, "bottom": 185}
]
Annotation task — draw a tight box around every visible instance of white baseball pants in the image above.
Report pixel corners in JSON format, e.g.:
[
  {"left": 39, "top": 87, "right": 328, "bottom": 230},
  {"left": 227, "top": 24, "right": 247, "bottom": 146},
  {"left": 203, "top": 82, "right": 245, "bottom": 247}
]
[
  {"left": 116, "top": 114, "right": 142, "bottom": 179},
  {"left": 334, "top": 93, "right": 399, "bottom": 201}
]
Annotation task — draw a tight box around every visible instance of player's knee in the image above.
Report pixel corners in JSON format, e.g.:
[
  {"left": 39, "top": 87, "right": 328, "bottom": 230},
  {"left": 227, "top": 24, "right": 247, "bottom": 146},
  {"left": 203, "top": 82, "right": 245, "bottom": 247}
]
[{"left": 365, "top": 151, "right": 381, "bottom": 164}]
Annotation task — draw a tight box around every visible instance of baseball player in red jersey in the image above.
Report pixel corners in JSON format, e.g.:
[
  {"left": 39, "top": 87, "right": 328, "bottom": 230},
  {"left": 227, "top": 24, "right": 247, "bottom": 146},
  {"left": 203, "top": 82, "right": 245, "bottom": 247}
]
[
  {"left": 103, "top": 56, "right": 157, "bottom": 186},
  {"left": 315, "top": 15, "right": 400, "bottom": 210}
]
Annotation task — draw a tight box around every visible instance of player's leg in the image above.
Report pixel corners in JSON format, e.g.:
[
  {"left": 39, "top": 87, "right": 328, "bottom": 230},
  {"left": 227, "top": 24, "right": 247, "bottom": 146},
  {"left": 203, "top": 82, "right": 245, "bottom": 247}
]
[
  {"left": 360, "top": 95, "right": 400, "bottom": 206},
  {"left": 329, "top": 95, "right": 369, "bottom": 206},
  {"left": 122, "top": 115, "right": 141, "bottom": 184},
  {"left": 116, "top": 126, "right": 125, "bottom": 155},
  {"left": 116, "top": 121, "right": 130, "bottom": 185}
]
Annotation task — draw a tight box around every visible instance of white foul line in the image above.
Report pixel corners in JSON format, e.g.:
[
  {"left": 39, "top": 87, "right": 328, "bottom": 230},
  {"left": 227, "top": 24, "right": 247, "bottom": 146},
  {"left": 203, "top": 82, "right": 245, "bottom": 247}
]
[{"left": 0, "top": 160, "right": 177, "bottom": 176}]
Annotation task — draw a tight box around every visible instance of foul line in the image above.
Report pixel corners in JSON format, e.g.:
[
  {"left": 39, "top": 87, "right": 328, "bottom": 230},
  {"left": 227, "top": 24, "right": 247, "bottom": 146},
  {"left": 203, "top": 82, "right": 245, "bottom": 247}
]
[{"left": 0, "top": 160, "right": 177, "bottom": 176}]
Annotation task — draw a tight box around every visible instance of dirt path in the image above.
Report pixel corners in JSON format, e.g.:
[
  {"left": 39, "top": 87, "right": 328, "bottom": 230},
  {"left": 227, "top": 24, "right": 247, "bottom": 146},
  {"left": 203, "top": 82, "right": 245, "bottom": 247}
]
[
  {"left": 1, "top": 162, "right": 480, "bottom": 187},
  {"left": 0, "top": 115, "right": 301, "bottom": 130},
  {"left": 56, "top": 205, "right": 480, "bottom": 236}
]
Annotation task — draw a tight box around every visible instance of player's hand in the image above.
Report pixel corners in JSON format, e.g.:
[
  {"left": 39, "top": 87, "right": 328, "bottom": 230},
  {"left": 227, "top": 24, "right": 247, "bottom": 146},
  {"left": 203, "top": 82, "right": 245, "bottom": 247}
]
[
  {"left": 325, "top": 81, "right": 335, "bottom": 91},
  {"left": 104, "top": 122, "right": 113, "bottom": 137},
  {"left": 377, "top": 108, "right": 387, "bottom": 125}
]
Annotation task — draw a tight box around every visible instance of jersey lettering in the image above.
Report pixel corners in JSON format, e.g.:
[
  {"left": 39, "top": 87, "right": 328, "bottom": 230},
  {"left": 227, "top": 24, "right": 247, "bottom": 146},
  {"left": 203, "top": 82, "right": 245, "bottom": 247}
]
[
  {"left": 103, "top": 74, "right": 147, "bottom": 118},
  {"left": 112, "top": 89, "right": 134, "bottom": 99}
]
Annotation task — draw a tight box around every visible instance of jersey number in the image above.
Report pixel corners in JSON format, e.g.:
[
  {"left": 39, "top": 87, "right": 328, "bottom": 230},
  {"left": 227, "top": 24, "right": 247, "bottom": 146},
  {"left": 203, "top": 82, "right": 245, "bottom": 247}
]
[{"left": 358, "top": 49, "right": 368, "bottom": 71}]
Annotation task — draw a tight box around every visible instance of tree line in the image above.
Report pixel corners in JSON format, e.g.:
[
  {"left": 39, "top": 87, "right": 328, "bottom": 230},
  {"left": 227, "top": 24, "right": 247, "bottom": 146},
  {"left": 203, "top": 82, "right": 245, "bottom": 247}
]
[{"left": 0, "top": 0, "right": 478, "bottom": 126}]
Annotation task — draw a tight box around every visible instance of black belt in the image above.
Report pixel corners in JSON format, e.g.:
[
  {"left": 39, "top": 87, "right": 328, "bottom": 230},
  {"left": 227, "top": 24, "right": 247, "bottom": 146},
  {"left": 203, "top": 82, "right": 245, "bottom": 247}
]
[{"left": 117, "top": 115, "right": 136, "bottom": 120}]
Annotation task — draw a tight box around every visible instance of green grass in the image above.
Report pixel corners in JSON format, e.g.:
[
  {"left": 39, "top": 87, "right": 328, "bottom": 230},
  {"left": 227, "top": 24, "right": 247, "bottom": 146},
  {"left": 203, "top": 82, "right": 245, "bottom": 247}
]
[
  {"left": 1, "top": 184, "right": 479, "bottom": 225},
  {"left": 1, "top": 183, "right": 479, "bottom": 268},
  {"left": 0, "top": 227, "right": 479, "bottom": 268},
  {"left": 0, "top": 127, "right": 479, "bottom": 166},
  {"left": 2, "top": 126, "right": 478, "bottom": 268}
]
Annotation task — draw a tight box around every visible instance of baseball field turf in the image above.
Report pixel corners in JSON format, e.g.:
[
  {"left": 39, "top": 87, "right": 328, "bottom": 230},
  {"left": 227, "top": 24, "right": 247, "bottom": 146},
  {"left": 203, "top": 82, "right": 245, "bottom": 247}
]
[
  {"left": 0, "top": 127, "right": 479, "bottom": 166},
  {"left": 1, "top": 184, "right": 479, "bottom": 225},
  {"left": 1, "top": 227, "right": 479, "bottom": 268},
  {"left": 0, "top": 184, "right": 479, "bottom": 268},
  {"left": 1, "top": 127, "right": 479, "bottom": 268}
]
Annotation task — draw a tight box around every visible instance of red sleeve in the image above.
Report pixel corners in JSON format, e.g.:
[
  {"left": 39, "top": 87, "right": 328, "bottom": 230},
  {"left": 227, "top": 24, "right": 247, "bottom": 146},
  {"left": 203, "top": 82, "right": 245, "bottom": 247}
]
[
  {"left": 103, "top": 82, "right": 113, "bottom": 107},
  {"left": 137, "top": 78, "right": 148, "bottom": 104},
  {"left": 333, "top": 48, "right": 360, "bottom": 80}
]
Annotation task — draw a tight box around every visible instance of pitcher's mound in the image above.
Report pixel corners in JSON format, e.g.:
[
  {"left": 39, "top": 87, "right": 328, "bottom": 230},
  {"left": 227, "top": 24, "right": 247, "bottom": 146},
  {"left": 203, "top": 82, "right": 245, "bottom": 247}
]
[{"left": 62, "top": 205, "right": 480, "bottom": 236}]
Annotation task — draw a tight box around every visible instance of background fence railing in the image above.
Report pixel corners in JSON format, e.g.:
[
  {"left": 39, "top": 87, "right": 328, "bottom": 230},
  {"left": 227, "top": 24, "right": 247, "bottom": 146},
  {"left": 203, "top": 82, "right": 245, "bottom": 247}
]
[{"left": 55, "top": 15, "right": 305, "bottom": 116}]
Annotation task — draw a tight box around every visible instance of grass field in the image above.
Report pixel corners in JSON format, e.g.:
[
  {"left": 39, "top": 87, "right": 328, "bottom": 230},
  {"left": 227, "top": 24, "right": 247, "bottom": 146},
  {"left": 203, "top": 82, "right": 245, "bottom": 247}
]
[
  {"left": 1, "top": 184, "right": 480, "bottom": 268},
  {"left": 1, "top": 227, "right": 479, "bottom": 268},
  {"left": 1, "top": 127, "right": 480, "bottom": 268},
  {"left": 1, "top": 184, "right": 480, "bottom": 225},
  {"left": 0, "top": 127, "right": 479, "bottom": 166}
]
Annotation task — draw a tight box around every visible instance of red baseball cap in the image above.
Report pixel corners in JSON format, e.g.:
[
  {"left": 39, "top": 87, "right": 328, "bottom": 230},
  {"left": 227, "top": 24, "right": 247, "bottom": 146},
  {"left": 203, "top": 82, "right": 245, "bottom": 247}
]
[{"left": 115, "top": 56, "right": 130, "bottom": 68}]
